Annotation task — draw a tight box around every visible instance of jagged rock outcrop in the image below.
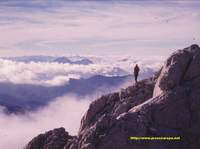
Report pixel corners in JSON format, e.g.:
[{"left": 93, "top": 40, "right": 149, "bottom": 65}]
[
  {"left": 24, "top": 79, "right": 155, "bottom": 149},
  {"left": 76, "top": 78, "right": 155, "bottom": 149},
  {"left": 25, "top": 44, "right": 200, "bottom": 149},
  {"left": 24, "top": 128, "right": 77, "bottom": 149}
]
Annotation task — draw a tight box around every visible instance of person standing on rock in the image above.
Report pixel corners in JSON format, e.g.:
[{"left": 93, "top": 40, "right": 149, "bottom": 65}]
[{"left": 134, "top": 64, "right": 140, "bottom": 84}]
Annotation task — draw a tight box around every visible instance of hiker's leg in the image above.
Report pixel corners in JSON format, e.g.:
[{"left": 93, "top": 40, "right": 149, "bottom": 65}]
[
  {"left": 135, "top": 74, "right": 138, "bottom": 83},
  {"left": 134, "top": 73, "right": 137, "bottom": 83}
]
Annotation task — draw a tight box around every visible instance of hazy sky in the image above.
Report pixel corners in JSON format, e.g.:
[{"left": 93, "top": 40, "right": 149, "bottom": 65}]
[{"left": 0, "top": 0, "right": 199, "bottom": 57}]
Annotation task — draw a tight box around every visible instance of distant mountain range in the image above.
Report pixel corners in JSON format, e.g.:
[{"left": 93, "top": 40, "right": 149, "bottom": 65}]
[
  {"left": 53, "top": 57, "right": 93, "bottom": 65},
  {"left": 2, "top": 56, "right": 55, "bottom": 63},
  {"left": 1, "top": 56, "right": 93, "bottom": 65}
]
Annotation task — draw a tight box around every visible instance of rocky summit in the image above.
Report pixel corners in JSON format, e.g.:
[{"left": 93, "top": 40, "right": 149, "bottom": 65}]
[{"left": 24, "top": 44, "right": 200, "bottom": 149}]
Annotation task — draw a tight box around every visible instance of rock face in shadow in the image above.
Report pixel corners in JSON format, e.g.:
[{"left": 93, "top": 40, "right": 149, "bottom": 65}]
[
  {"left": 24, "top": 128, "right": 77, "bottom": 149},
  {"left": 25, "top": 44, "right": 200, "bottom": 149}
]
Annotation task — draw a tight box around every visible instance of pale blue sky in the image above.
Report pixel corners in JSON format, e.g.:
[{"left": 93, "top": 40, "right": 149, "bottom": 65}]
[{"left": 0, "top": 0, "right": 199, "bottom": 57}]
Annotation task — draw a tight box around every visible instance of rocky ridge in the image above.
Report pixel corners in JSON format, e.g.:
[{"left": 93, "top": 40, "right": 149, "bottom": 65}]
[{"left": 24, "top": 44, "right": 200, "bottom": 149}]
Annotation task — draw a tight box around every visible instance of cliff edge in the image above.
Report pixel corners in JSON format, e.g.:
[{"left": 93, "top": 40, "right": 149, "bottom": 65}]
[{"left": 24, "top": 44, "right": 200, "bottom": 149}]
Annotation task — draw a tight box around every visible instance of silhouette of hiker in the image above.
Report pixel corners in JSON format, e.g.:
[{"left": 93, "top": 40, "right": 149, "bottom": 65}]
[{"left": 134, "top": 64, "right": 140, "bottom": 84}]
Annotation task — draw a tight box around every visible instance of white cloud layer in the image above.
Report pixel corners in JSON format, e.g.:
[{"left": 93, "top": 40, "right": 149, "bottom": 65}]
[
  {"left": 0, "top": 95, "right": 91, "bottom": 149},
  {"left": 0, "top": 56, "right": 163, "bottom": 86}
]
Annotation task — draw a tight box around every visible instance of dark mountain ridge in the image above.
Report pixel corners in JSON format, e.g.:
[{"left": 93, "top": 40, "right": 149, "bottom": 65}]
[{"left": 0, "top": 75, "right": 132, "bottom": 114}]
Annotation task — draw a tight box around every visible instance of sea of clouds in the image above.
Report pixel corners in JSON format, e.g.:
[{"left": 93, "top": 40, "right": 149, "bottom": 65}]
[
  {"left": 0, "top": 0, "right": 198, "bottom": 148},
  {"left": 0, "top": 55, "right": 164, "bottom": 86}
]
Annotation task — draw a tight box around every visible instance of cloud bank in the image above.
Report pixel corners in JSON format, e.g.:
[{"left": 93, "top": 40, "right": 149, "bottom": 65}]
[
  {"left": 0, "top": 56, "right": 163, "bottom": 86},
  {"left": 0, "top": 95, "right": 91, "bottom": 149}
]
